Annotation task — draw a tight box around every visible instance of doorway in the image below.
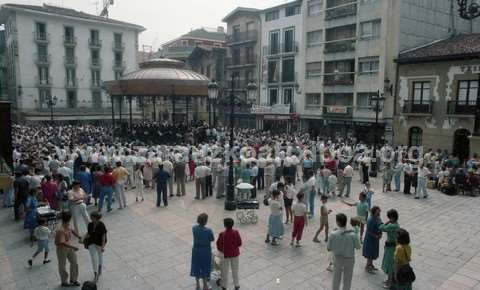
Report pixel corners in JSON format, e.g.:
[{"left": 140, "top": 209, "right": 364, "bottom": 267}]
[{"left": 453, "top": 129, "right": 470, "bottom": 162}]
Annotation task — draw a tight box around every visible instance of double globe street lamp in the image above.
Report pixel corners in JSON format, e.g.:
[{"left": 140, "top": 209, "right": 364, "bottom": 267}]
[
  {"left": 208, "top": 80, "right": 219, "bottom": 127},
  {"left": 208, "top": 76, "right": 257, "bottom": 210},
  {"left": 368, "top": 91, "right": 386, "bottom": 178}
]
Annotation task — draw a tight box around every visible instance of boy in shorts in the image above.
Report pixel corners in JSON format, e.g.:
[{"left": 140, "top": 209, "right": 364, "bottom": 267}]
[
  {"left": 28, "top": 218, "right": 51, "bottom": 266},
  {"left": 313, "top": 195, "right": 332, "bottom": 243}
]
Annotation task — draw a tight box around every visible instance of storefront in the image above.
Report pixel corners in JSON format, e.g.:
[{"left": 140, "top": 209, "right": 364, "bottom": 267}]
[{"left": 252, "top": 104, "right": 298, "bottom": 133}]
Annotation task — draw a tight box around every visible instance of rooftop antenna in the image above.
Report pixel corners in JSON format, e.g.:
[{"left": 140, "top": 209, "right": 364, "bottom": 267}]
[{"left": 100, "top": 0, "right": 114, "bottom": 18}]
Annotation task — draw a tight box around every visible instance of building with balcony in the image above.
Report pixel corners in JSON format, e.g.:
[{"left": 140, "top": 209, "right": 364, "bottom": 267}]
[
  {"left": 222, "top": 7, "right": 262, "bottom": 128},
  {"left": 300, "top": 0, "right": 480, "bottom": 143},
  {"left": 161, "top": 27, "right": 226, "bottom": 61},
  {"left": 0, "top": 3, "right": 145, "bottom": 122},
  {"left": 394, "top": 34, "right": 480, "bottom": 160},
  {"left": 257, "top": 1, "right": 303, "bottom": 132}
]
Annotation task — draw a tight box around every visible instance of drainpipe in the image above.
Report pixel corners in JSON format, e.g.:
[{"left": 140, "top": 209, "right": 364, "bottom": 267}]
[{"left": 450, "top": 0, "right": 457, "bottom": 36}]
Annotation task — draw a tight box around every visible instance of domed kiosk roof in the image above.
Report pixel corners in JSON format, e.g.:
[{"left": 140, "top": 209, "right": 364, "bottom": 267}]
[{"left": 103, "top": 58, "right": 209, "bottom": 97}]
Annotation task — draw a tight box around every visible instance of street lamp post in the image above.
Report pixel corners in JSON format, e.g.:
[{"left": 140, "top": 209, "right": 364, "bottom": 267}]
[
  {"left": 46, "top": 95, "right": 58, "bottom": 122},
  {"left": 369, "top": 90, "right": 385, "bottom": 178},
  {"left": 208, "top": 80, "right": 219, "bottom": 127},
  {"left": 224, "top": 75, "right": 257, "bottom": 211}
]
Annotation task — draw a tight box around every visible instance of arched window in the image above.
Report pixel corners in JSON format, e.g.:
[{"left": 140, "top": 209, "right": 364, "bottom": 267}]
[{"left": 408, "top": 127, "right": 423, "bottom": 147}]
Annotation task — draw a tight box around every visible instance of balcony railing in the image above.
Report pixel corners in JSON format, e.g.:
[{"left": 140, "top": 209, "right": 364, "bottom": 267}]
[
  {"left": 89, "top": 38, "right": 102, "bottom": 49},
  {"left": 263, "top": 42, "right": 299, "bottom": 56},
  {"left": 33, "top": 32, "right": 50, "bottom": 43},
  {"left": 227, "top": 30, "right": 258, "bottom": 44},
  {"left": 113, "top": 41, "right": 125, "bottom": 51},
  {"left": 90, "top": 58, "right": 102, "bottom": 68},
  {"left": 325, "top": 2, "right": 357, "bottom": 20},
  {"left": 63, "top": 35, "right": 77, "bottom": 46},
  {"left": 35, "top": 76, "right": 52, "bottom": 87},
  {"left": 323, "top": 105, "right": 353, "bottom": 117},
  {"left": 446, "top": 100, "right": 477, "bottom": 115},
  {"left": 324, "top": 38, "right": 356, "bottom": 53},
  {"left": 64, "top": 56, "right": 77, "bottom": 66},
  {"left": 34, "top": 53, "right": 50, "bottom": 66},
  {"left": 225, "top": 80, "right": 257, "bottom": 91},
  {"left": 113, "top": 61, "right": 126, "bottom": 71},
  {"left": 65, "top": 78, "right": 78, "bottom": 89},
  {"left": 323, "top": 72, "right": 355, "bottom": 85},
  {"left": 226, "top": 55, "right": 257, "bottom": 67},
  {"left": 402, "top": 100, "right": 433, "bottom": 114}
]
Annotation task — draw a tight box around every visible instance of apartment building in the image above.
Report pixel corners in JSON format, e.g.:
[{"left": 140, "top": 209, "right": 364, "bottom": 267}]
[
  {"left": 0, "top": 3, "right": 144, "bottom": 122},
  {"left": 300, "top": 0, "right": 480, "bottom": 144},
  {"left": 162, "top": 27, "right": 226, "bottom": 61},
  {"left": 257, "top": 1, "right": 304, "bottom": 132},
  {"left": 222, "top": 8, "right": 261, "bottom": 128}
]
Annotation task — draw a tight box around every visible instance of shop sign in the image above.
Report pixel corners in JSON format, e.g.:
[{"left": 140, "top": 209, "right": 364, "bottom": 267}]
[{"left": 251, "top": 104, "right": 290, "bottom": 115}]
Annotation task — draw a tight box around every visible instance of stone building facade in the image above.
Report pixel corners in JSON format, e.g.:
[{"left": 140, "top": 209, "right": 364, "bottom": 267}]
[{"left": 394, "top": 34, "right": 480, "bottom": 160}]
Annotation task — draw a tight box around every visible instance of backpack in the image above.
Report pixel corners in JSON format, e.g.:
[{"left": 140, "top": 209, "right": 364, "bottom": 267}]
[{"left": 81, "top": 281, "right": 97, "bottom": 290}]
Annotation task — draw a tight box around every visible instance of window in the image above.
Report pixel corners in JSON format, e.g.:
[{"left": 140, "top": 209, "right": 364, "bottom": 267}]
[
  {"left": 91, "top": 50, "right": 100, "bottom": 64},
  {"left": 306, "top": 62, "right": 322, "bottom": 78},
  {"left": 286, "top": 5, "right": 301, "bottom": 17},
  {"left": 283, "top": 88, "right": 293, "bottom": 105},
  {"left": 66, "top": 90, "right": 77, "bottom": 108},
  {"left": 359, "top": 57, "right": 379, "bottom": 74},
  {"left": 268, "top": 60, "right": 279, "bottom": 83},
  {"left": 232, "top": 48, "right": 241, "bottom": 65},
  {"left": 64, "top": 26, "right": 74, "bottom": 41},
  {"left": 181, "top": 40, "right": 188, "bottom": 47},
  {"left": 324, "top": 93, "right": 353, "bottom": 106},
  {"left": 115, "top": 71, "right": 123, "bottom": 80},
  {"left": 306, "top": 93, "right": 321, "bottom": 106},
  {"left": 91, "top": 70, "right": 101, "bottom": 86},
  {"left": 282, "top": 58, "right": 295, "bottom": 83},
  {"left": 246, "top": 46, "right": 254, "bottom": 63},
  {"left": 66, "top": 68, "right": 76, "bottom": 86},
  {"left": 269, "top": 31, "right": 280, "bottom": 54},
  {"left": 412, "top": 81, "right": 431, "bottom": 104},
  {"left": 246, "top": 22, "right": 254, "bottom": 33},
  {"left": 245, "top": 70, "right": 254, "bottom": 83},
  {"left": 38, "top": 67, "right": 49, "bottom": 84},
  {"left": 357, "top": 93, "right": 375, "bottom": 109},
  {"left": 360, "top": 20, "right": 381, "bottom": 39},
  {"left": 114, "top": 52, "right": 123, "bottom": 65},
  {"left": 90, "top": 29, "right": 99, "bottom": 45},
  {"left": 65, "top": 47, "right": 74, "bottom": 59},
  {"left": 206, "top": 65, "right": 211, "bottom": 78},
  {"left": 283, "top": 28, "right": 295, "bottom": 53},
  {"left": 38, "top": 89, "right": 51, "bottom": 108},
  {"left": 269, "top": 88, "right": 278, "bottom": 105},
  {"left": 92, "top": 91, "right": 102, "bottom": 108},
  {"left": 307, "top": 30, "right": 323, "bottom": 47},
  {"left": 35, "top": 22, "right": 46, "bottom": 39},
  {"left": 457, "top": 80, "right": 478, "bottom": 105},
  {"left": 265, "top": 10, "right": 279, "bottom": 22},
  {"left": 408, "top": 127, "right": 423, "bottom": 147},
  {"left": 232, "top": 25, "right": 240, "bottom": 41},
  {"left": 114, "top": 33, "right": 122, "bottom": 47},
  {"left": 37, "top": 44, "right": 47, "bottom": 57},
  {"left": 308, "top": 0, "right": 323, "bottom": 16}
]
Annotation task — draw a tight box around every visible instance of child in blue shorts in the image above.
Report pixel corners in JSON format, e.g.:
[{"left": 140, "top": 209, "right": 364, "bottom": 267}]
[{"left": 28, "top": 218, "right": 51, "bottom": 266}]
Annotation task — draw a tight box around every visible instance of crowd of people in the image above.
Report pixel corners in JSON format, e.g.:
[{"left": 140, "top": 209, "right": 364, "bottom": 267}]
[{"left": 2, "top": 122, "right": 479, "bottom": 290}]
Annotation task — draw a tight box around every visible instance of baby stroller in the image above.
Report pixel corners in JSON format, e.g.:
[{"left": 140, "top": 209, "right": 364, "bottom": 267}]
[{"left": 235, "top": 182, "right": 259, "bottom": 224}]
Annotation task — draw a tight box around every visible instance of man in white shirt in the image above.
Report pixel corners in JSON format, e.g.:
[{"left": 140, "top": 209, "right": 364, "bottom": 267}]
[
  {"left": 194, "top": 164, "right": 207, "bottom": 199},
  {"left": 163, "top": 158, "right": 174, "bottom": 197},
  {"left": 327, "top": 213, "right": 360, "bottom": 290},
  {"left": 416, "top": 163, "right": 431, "bottom": 199},
  {"left": 341, "top": 164, "right": 354, "bottom": 197}
]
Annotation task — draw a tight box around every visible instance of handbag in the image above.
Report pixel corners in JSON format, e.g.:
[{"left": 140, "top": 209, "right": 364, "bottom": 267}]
[{"left": 396, "top": 247, "right": 416, "bottom": 284}]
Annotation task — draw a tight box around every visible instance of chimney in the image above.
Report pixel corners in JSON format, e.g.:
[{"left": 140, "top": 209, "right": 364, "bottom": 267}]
[{"left": 217, "top": 26, "right": 225, "bottom": 33}]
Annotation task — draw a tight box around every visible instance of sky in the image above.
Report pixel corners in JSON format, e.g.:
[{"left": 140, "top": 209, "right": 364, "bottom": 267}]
[{"left": 1, "top": 0, "right": 289, "bottom": 50}]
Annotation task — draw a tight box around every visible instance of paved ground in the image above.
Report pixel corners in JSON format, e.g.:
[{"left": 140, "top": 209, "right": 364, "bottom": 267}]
[{"left": 1, "top": 173, "right": 480, "bottom": 290}]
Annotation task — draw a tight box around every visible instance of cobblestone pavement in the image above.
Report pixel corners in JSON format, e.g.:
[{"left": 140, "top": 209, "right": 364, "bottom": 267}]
[{"left": 1, "top": 173, "right": 480, "bottom": 290}]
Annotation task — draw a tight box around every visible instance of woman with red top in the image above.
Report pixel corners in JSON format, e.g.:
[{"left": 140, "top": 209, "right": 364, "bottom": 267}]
[
  {"left": 41, "top": 175, "right": 59, "bottom": 210},
  {"left": 217, "top": 218, "right": 242, "bottom": 290},
  {"left": 98, "top": 167, "right": 114, "bottom": 212}
]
